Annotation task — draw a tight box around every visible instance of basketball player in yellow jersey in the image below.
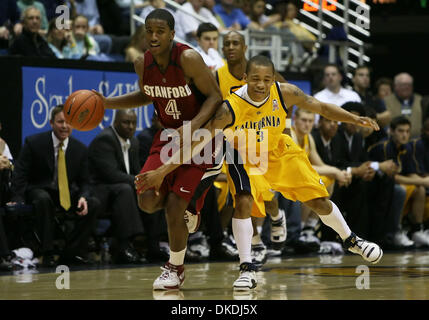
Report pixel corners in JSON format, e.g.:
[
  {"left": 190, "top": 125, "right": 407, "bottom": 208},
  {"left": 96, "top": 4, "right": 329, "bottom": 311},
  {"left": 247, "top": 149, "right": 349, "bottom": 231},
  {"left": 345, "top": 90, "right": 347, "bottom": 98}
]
[
  {"left": 216, "top": 31, "right": 288, "bottom": 266},
  {"left": 137, "top": 55, "right": 384, "bottom": 291},
  {"left": 292, "top": 108, "right": 352, "bottom": 245}
]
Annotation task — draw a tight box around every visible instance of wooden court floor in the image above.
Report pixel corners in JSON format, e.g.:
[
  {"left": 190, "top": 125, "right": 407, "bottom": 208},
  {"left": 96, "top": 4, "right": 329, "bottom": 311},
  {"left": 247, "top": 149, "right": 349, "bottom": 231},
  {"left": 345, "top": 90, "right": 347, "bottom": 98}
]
[{"left": 1, "top": 251, "right": 429, "bottom": 300}]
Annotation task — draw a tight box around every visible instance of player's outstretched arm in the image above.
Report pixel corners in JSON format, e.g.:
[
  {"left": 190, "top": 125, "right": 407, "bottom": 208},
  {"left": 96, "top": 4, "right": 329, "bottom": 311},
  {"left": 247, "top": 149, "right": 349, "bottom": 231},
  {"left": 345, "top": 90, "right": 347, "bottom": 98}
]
[
  {"left": 280, "top": 83, "right": 379, "bottom": 131},
  {"left": 181, "top": 49, "right": 223, "bottom": 132},
  {"left": 92, "top": 55, "right": 153, "bottom": 110},
  {"left": 135, "top": 103, "right": 233, "bottom": 194}
]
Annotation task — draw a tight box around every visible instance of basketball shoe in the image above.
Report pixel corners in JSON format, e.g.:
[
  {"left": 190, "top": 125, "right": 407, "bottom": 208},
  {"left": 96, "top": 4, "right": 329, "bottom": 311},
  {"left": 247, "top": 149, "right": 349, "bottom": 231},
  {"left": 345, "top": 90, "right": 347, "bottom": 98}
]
[
  {"left": 184, "top": 210, "right": 201, "bottom": 234},
  {"left": 233, "top": 262, "right": 258, "bottom": 291},
  {"left": 153, "top": 262, "right": 185, "bottom": 290},
  {"left": 270, "top": 210, "right": 287, "bottom": 249},
  {"left": 343, "top": 232, "right": 383, "bottom": 264}
]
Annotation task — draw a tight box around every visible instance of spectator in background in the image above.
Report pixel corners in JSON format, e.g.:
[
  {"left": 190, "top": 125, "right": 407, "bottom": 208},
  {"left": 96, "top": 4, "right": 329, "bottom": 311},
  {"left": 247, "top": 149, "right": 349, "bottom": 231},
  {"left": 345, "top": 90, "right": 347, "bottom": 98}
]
[
  {"left": 68, "top": 0, "right": 112, "bottom": 55},
  {"left": 88, "top": 110, "right": 147, "bottom": 264},
  {"left": 313, "top": 64, "right": 361, "bottom": 125},
  {"left": 214, "top": 0, "right": 250, "bottom": 30},
  {"left": 139, "top": 0, "right": 185, "bottom": 40},
  {"left": 9, "top": 6, "right": 56, "bottom": 58},
  {"left": 125, "top": 24, "right": 147, "bottom": 63},
  {"left": 203, "top": 0, "right": 226, "bottom": 29},
  {"left": 274, "top": 1, "right": 316, "bottom": 51},
  {"left": 0, "top": 0, "right": 22, "bottom": 51},
  {"left": 17, "top": 0, "right": 49, "bottom": 34},
  {"left": 384, "top": 73, "right": 425, "bottom": 138},
  {"left": 246, "top": 0, "right": 279, "bottom": 31},
  {"left": 195, "top": 23, "right": 224, "bottom": 71},
  {"left": 368, "top": 116, "right": 429, "bottom": 248},
  {"left": 46, "top": 18, "right": 72, "bottom": 59},
  {"left": 0, "top": 121, "right": 13, "bottom": 271},
  {"left": 410, "top": 118, "right": 429, "bottom": 232},
  {"left": 9, "top": 105, "right": 100, "bottom": 267},
  {"left": 375, "top": 77, "right": 393, "bottom": 100},
  {"left": 352, "top": 65, "right": 391, "bottom": 129},
  {"left": 176, "top": 0, "right": 222, "bottom": 45},
  {"left": 66, "top": 15, "right": 100, "bottom": 59}
]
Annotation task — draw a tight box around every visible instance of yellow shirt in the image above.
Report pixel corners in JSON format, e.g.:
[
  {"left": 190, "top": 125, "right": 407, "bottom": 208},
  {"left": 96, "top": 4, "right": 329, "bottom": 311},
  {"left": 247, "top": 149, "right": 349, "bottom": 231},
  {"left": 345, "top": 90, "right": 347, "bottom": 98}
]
[{"left": 216, "top": 64, "right": 246, "bottom": 99}]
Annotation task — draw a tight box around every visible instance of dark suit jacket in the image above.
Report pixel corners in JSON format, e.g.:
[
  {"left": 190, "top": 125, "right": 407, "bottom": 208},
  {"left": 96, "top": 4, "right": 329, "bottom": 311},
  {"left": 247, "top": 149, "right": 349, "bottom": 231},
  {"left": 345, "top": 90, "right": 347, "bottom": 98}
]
[
  {"left": 11, "top": 131, "right": 91, "bottom": 203},
  {"left": 9, "top": 28, "right": 56, "bottom": 58},
  {"left": 311, "top": 128, "right": 347, "bottom": 169},
  {"left": 335, "top": 125, "right": 368, "bottom": 168},
  {"left": 88, "top": 126, "right": 140, "bottom": 186}
]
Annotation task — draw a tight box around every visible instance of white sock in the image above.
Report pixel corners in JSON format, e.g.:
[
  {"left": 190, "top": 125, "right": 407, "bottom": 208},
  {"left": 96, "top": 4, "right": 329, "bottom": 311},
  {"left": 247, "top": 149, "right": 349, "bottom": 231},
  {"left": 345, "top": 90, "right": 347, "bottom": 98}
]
[
  {"left": 232, "top": 218, "right": 253, "bottom": 264},
  {"left": 251, "top": 233, "right": 263, "bottom": 245},
  {"left": 318, "top": 201, "right": 351, "bottom": 240},
  {"left": 169, "top": 247, "right": 187, "bottom": 266}
]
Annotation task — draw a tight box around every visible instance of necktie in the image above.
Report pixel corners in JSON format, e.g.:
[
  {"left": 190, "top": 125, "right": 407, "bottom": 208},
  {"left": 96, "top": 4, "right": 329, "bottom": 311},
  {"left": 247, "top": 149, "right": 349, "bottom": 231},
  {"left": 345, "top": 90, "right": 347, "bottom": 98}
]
[
  {"left": 326, "top": 144, "right": 333, "bottom": 162},
  {"left": 58, "top": 142, "right": 71, "bottom": 210}
]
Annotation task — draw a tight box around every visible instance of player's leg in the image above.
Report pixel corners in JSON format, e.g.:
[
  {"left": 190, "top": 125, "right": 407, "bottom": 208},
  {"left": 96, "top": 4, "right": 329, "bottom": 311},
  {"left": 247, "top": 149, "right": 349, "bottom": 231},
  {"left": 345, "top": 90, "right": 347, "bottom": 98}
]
[
  {"left": 250, "top": 215, "right": 267, "bottom": 268},
  {"left": 304, "top": 197, "right": 383, "bottom": 264},
  {"left": 232, "top": 193, "right": 258, "bottom": 290},
  {"left": 137, "top": 190, "right": 165, "bottom": 213},
  {"left": 265, "top": 196, "right": 287, "bottom": 249},
  {"left": 153, "top": 191, "right": 189, "bottom": 290}
]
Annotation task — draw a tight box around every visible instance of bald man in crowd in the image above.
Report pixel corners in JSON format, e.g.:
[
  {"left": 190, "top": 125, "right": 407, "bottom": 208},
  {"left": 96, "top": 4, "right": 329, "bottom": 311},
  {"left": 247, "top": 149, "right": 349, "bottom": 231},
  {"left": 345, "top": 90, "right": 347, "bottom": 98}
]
[
  {"left": 384, "top": 73, "right": 425, "bottom": 138},
  {"left": 88, "top": 110, "right": 147, "bottom": 264}
]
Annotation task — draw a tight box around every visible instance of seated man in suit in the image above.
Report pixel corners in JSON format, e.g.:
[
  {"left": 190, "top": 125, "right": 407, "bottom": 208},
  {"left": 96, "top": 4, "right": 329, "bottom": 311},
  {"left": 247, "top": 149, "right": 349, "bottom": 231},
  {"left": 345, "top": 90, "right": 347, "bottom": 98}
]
[
  {"left": 9, "top": 105, "right": 99, "bottom": 267},
  {"left": 88, "top": 109, "right": 146, "bottom": 264}
]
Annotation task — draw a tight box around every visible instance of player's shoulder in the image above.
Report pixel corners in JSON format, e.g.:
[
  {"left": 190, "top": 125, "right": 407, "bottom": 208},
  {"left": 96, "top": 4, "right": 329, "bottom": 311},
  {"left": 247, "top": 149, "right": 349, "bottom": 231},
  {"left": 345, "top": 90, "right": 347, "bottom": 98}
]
[
  {"left": 180, "top": 47, "right": 204, "bottom": 63},
  {"left": 367, "top": 139, "right": 388, "bottom": 153}
]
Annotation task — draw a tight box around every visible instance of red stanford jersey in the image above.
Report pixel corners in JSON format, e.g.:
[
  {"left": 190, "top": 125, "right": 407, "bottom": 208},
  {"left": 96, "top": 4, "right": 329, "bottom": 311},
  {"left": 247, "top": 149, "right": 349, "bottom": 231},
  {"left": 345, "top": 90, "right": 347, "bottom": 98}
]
[{"left": 142, "top": 42, "right": 206, "bottom": 129}]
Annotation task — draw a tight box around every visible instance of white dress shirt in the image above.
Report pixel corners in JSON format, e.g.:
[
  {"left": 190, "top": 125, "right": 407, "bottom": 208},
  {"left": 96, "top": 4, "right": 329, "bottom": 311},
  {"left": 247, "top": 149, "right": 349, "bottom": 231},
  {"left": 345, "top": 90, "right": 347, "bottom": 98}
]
[{"left": 112, "top": 126, "right": 131, "bottom": 174}]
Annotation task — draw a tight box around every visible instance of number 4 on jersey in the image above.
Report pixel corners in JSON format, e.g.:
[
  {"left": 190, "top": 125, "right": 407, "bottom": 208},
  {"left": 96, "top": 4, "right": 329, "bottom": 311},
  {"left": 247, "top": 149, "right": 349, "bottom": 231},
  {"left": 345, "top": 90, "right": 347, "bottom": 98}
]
[{"left": 165, "top": 99, "right": 181, "bottom": 120}]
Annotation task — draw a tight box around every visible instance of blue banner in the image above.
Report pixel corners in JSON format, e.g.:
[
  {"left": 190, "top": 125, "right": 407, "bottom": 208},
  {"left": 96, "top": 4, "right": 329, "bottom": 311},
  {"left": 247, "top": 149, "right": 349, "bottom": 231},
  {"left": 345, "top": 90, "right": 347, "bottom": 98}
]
[{"left": 21, "top": 66, "right": 154, "bottom": 146}]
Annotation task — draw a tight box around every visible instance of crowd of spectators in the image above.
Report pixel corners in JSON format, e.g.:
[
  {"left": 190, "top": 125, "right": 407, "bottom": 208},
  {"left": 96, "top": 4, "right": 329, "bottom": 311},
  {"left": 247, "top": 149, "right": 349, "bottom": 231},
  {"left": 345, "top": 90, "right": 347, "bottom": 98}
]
[{"left": 1, "top": 0, "right": 429, "bottom": 271}]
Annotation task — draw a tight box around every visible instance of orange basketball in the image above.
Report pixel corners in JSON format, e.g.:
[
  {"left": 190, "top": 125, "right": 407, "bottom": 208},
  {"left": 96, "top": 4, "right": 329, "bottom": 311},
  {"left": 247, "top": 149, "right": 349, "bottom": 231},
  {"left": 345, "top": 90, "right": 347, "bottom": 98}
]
[{"left": 63, "top": 90, "right": 104, "bottom": 131}]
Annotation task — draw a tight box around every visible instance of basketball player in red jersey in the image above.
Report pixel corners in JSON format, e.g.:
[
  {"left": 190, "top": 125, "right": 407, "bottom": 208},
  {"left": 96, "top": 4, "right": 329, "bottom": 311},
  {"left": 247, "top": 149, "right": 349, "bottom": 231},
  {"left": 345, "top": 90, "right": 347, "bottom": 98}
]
[{"left": 94, "top": 9, "right": 223, "bottom": 290}]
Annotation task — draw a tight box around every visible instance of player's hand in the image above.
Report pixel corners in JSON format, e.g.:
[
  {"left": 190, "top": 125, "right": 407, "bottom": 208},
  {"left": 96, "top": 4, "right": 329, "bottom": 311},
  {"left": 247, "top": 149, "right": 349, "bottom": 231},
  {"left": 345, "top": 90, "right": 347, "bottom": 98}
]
[
  {"left": 379, "top": 160, "right": 399, "bottom": 176},
  {"left": 355, "top": 116, "right": 379, "bottom": 131},
  {"left": 135, "top": 169, "right": 165, "bottom": 196},
  {"left": 76, "top": 197, "right": 88, "bottom": 216},
  {"left": 91, "top": 90, "right": 107, "bottom": 105}
]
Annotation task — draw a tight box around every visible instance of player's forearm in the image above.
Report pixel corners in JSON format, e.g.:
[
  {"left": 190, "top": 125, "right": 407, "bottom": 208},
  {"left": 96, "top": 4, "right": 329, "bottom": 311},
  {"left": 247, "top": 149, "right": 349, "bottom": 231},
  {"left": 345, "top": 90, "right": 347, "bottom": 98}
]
[
  {"left": 320, "top": 102, "right": 359, "bottom": 124},
  {"left": 104, "top": 91, "right": 150, "bottom": 109},
  {"left": 189, "top": 94, "right": 222, "bottom": 132},
  {"left": 376, "top": 110, "right": 391, "bottom": 128},
  {"left": 394, "top": 174, "right": 423, "bottom": 186}
]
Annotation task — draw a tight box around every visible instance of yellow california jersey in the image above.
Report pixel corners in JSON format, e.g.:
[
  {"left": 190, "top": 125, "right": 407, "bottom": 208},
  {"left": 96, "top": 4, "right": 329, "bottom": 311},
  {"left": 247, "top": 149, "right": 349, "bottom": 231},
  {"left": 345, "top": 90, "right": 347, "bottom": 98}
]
[
  {"left": 224, "top": 82, "right": 288, "bottom": 158},
  {"left": 216, "top": 64, "right": 246, "bottom": 99}
]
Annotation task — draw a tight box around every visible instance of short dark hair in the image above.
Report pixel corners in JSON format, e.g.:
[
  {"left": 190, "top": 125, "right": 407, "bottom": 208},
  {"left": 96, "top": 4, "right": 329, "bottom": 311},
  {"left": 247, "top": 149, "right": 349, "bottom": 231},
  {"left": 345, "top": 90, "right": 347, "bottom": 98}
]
[
  {"left": 323, "top": 63, "right": 342, "bottom": 75},
  {"left": 364, "top": 106, "right": 377, "bottom": 120},
  {"left": 375, "top": 77, "right": 393, "bottom": 91},
  {"left": 197, "top": 23, "right": 218, "bottom": 38},
  {"left": 50, "top": 105, "right": 64, "bottom": 121},
  {"left": 146, "top": 8, "right": 175, "bottom": 30},
  {"left": 246, "top": 55, "right": 275, "bottom": 74},
  {"left": 341, "top": 102, "right": 366, "bottom": 116},
  {"left": 390, "top": 115, "right": 411, "bottom": 131},
  {"left": 353, "top": 65, "right": 371, "bottom": 76}
]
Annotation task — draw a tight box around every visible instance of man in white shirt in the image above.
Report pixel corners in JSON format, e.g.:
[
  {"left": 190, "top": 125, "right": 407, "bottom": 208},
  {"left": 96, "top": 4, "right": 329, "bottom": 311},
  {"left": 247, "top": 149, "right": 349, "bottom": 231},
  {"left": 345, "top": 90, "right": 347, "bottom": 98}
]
[
  {"left": 175, "top": 0, "right": 221, "bottom": 45},
  {"left": 314, "top": 64, "right": 361, "bottom": 125},
  {"left": 195, "top": 22, "right": 224, "bottom": 71}
]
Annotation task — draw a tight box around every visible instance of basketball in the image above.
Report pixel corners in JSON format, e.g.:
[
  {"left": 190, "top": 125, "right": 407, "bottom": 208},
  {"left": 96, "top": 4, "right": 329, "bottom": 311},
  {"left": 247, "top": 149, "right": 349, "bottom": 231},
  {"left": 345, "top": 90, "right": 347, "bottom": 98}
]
[{"left": 63, "top": 90, "right": 104, "bottom": 131}]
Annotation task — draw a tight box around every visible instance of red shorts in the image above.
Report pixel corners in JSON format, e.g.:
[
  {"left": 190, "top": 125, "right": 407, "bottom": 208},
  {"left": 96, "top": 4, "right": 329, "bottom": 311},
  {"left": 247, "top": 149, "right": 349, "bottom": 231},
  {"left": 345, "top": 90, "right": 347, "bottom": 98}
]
[{"left": 140, "top": 130, "right": 223, "bottom": 213}]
